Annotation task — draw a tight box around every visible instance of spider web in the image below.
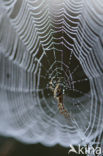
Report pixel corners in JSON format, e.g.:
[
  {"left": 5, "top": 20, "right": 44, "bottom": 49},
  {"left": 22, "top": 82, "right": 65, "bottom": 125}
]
[{"left": 0, "top": 0, "right": 103, "bottom": 148}]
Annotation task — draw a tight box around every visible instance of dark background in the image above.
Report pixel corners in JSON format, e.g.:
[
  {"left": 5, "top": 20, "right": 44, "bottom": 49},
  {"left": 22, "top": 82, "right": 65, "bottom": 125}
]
[
  {"left": 0, "top": 136, "right": 68, "bottom": 156},
  {"left": 0, "top": 136, "right": 87, "bottom": 156}
]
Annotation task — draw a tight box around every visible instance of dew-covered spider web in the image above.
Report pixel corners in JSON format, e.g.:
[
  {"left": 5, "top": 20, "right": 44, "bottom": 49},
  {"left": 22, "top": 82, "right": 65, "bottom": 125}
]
[{"left": 0, "top": 0, "right": 103, "bottom": 148}]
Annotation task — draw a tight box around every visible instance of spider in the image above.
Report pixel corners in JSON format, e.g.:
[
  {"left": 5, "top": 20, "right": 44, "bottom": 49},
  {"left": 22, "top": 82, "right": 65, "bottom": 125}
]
[{"left": 49, "top": 79, "right": 69, "bottom": 119}]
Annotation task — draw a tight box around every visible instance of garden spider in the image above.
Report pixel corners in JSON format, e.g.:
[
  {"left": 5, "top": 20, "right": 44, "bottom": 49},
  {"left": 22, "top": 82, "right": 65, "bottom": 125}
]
[{"left": 49, "top": 79, "right": 69, "bottom": 119}]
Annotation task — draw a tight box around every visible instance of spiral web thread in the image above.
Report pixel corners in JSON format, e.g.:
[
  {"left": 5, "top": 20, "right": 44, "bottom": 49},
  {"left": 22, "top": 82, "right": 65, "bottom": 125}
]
[{"left": 0, "top": 0, "right": 103, "bottom": 149}]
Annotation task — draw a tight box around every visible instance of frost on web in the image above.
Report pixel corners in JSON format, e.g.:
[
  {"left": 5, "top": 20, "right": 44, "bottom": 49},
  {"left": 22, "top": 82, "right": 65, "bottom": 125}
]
[{"left": 0, "top": 0, "right": 103, "bottom": 147}]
